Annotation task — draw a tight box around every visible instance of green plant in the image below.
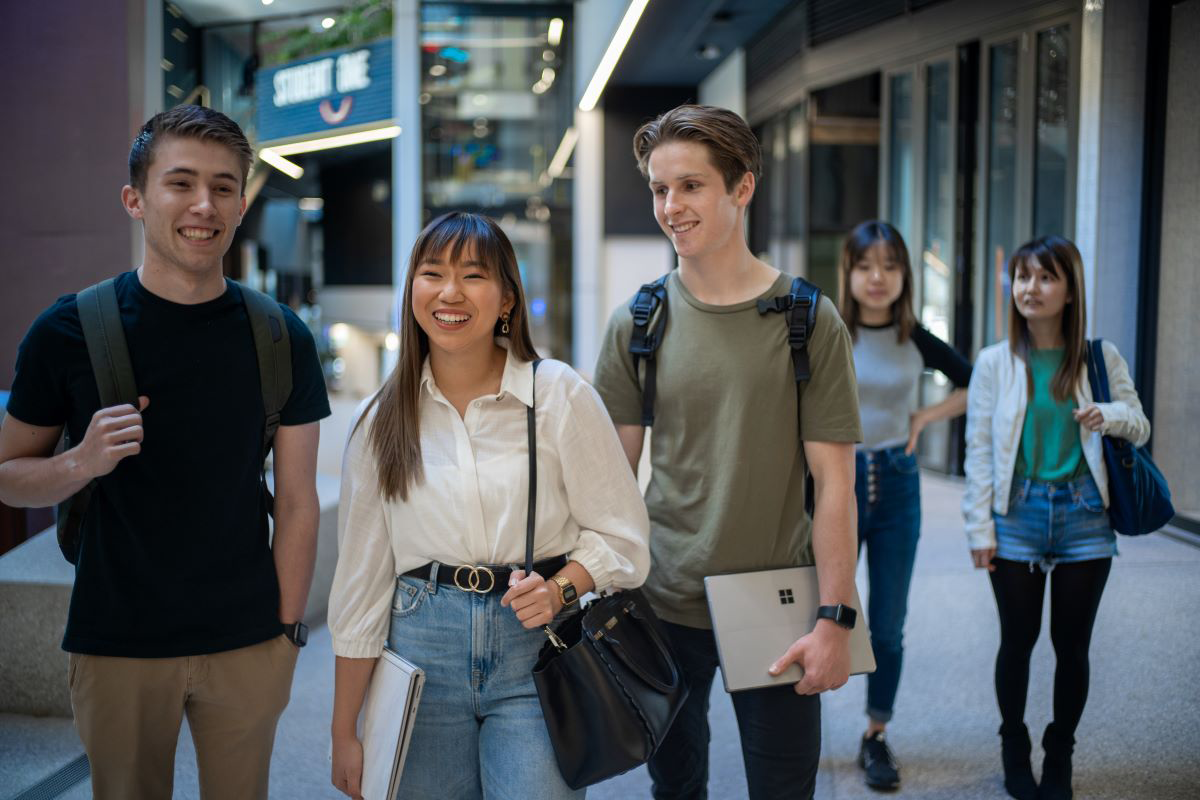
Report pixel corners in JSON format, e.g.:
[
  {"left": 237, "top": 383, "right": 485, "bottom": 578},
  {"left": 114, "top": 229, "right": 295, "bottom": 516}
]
[{"left": 261, "top": 0, "right": 393, "bottom": 66}]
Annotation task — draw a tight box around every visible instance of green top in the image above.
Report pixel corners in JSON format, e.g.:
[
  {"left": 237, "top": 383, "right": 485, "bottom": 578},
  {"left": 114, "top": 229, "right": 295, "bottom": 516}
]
[
  {"left": 1016, "top": 348, "right": 1086, "bottom": 482},
  {"left": 593, "top": 271, "right": 862, "bottom": 629}
]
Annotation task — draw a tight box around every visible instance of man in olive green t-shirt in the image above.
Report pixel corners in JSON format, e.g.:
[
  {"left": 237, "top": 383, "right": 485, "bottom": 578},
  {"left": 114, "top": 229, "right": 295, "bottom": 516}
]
[{"left": 593, "top": 105, "right": 862, "bottom": 800}]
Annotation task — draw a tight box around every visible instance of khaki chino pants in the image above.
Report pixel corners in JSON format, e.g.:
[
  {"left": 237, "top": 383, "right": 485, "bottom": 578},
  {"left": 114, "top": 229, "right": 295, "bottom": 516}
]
[{"left": 68, "top": 634, "right": 299, "bottom": 800}]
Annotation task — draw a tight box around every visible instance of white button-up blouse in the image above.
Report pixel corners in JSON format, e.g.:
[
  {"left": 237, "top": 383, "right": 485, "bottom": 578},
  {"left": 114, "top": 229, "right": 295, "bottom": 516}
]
[{"left": 327, "top": 351, "right": 651, "bottom": 659}]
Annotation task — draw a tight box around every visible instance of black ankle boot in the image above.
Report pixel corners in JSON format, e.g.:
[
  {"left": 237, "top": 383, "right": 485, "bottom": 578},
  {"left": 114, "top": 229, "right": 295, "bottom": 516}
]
[
  {"left": 999, "top": 723, "right": 1038, "bottom": 800},
  {"left": 1039, "top": 722, "right": 1075, "bottom": 800}
]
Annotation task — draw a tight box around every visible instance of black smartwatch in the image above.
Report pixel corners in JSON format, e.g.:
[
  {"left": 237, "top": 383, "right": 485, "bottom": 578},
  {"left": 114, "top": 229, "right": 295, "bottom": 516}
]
[
  {"left": 816, "top": 604, "right": 857, "bottom": 630},
  {"left": 282, "top": 621, "right": 309, "bottom": 647}
]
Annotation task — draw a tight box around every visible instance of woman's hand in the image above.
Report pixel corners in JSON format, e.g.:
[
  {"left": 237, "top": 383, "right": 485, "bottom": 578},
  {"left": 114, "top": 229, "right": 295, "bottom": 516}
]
[
  {"left": 331, "top": 731, "right": 365, "bottom": 799},
  {"left": 971, "top": 547, "right": 996, "bottom": 572},
  {"left": 501, "top": 570, "right": 560, "bottom": 628},
  {"left": 1073, "top": 403, "right": 1105, "bottom": 432},
  {"left": 905, "top": 409, "right": 930, "bottom": 455}
]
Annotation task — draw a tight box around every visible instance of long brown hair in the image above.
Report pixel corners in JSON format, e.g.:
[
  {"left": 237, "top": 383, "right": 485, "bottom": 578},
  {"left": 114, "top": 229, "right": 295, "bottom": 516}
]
[
  {"left": 1007, "top": 235, "right": 1087, "bottom": 403},
  {"left": 358, "top": 212, "right": 539, "bottom": 501},
  {"left": 837, "top": 220, "right": 917, "bottom": 342}
]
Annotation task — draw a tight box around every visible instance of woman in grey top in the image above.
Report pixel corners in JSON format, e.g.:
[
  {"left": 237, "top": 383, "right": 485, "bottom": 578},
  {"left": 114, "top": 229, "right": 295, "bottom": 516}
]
[{"left": 838, "top": 220, "right": 973, "bottom": 791}]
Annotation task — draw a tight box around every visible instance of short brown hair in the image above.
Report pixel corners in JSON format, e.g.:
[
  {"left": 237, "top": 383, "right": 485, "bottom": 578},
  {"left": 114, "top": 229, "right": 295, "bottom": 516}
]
[
  {"left": 632, "top": 104, "right": 762, "bottom": 192},
  {"left": 129, "top": 105, "right": 254, "bottom": 193}
]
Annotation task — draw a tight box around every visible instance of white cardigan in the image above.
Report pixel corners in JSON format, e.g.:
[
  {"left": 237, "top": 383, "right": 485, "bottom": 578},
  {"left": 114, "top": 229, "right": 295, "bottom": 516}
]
[{"left": 962, "top": 340, "right": 1150, "bottom": 550}]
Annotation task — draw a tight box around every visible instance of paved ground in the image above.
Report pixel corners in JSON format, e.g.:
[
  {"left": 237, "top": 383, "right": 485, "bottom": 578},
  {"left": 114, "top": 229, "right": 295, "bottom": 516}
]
[{"left": 3, "top": 473, "right": 1199, "bottom": 799}]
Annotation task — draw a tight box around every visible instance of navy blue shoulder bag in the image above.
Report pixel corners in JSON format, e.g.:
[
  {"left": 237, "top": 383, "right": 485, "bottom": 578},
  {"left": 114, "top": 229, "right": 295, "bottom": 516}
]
[{"left": 1085, "top": 339, "right": 1174, "bottom": 536}]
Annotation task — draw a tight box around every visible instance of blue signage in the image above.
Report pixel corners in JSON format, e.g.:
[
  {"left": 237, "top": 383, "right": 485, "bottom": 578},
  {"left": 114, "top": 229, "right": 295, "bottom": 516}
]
[{"left": 256, "top": 39, "right": 393, "bottom": 142}]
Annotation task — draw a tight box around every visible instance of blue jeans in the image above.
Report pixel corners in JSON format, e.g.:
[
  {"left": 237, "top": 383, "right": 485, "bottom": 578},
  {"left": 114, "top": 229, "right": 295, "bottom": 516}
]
[
  {"left": 854, "top": 446, "right": 921, "bottom": 724},
  {"left": 386, "top": 570, "right": 581, "bottom": 800},
  {"left": 647, "top": 621, "right": 821, "bottom": 800},
  {"left": 994, "top": 474, "right": 1118, "bottom": 571}
]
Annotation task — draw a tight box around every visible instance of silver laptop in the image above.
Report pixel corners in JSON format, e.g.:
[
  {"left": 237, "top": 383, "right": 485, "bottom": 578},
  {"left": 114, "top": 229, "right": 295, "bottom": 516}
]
[
  {"left": 359, "top": 648, "right": 425, "bottom": 800},
  {"left": 704, "top": 566, "right": 875, "bottom": 692}
]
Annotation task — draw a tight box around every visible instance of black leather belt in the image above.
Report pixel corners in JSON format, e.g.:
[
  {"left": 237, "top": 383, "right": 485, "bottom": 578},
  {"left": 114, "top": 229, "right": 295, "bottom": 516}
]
[{"left": 404, "top": 555, "right": 569, "bottom": 595}]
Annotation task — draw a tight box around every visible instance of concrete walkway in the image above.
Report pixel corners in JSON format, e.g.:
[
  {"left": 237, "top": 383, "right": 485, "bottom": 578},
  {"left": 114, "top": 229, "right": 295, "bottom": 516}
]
[{"left": 3, "top": 473, "right": 1198, "bottom": 799}]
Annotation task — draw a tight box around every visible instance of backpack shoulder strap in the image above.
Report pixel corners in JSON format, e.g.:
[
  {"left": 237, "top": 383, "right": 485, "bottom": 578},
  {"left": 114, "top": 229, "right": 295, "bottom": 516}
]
[
  {"left": 238, "top": 282, "right": 293, "bottom": 463},
  {"left": 76, "top": 278, "right": 139, "bottom": 408},
  {"left": 627, "top": 274, "right": 670, "bottom": 427},
  {"left": 756, "top": 276, "right": 822, "bottom": 382}
]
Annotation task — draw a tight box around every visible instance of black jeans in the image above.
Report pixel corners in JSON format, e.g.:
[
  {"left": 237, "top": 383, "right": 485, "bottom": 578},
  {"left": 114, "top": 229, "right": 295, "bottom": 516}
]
[{"left": 648, "top": 621, "right": 821, "bottom": 800}]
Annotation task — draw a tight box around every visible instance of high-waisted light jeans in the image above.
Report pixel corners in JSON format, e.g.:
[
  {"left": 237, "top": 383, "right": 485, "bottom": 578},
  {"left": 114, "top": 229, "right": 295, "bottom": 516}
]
[{"left": 386, "top": 568, "right": 582, "bottom": 799}]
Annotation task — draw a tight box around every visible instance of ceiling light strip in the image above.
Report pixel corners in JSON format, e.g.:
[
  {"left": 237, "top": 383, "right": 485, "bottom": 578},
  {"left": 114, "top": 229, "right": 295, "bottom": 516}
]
[
  {"left": 268, "top": 125, "right": 402, "bottom": 157},
  {"left": 547, "top": 127, "right": 579, "bottom": 178},
  {"left": 578, "top": 0, "right": 650, "bottom": 111},
  {"left": 259, "top": 149, "right": 304, "bottom": 179}
]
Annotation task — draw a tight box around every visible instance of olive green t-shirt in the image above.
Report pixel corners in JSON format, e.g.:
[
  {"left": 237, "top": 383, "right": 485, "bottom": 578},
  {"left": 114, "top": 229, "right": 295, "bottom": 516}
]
[{"left": 593, "top": 271, "right": 862, "bottom": 628}]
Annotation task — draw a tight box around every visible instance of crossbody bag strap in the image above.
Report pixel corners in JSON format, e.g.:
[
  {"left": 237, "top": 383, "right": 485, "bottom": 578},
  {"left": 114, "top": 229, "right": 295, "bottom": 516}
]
[
  {"left": 525, "top": 359, "right": 542, "bottom": 574},
  {"left": 1087, "top": 339, "right": 1112, "bottom": 404}
]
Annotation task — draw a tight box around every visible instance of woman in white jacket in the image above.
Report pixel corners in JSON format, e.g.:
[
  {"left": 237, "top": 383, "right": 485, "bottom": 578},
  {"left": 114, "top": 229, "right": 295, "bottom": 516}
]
[{"left": 962, "top": 235, "right": 1149, "bottom": 800}]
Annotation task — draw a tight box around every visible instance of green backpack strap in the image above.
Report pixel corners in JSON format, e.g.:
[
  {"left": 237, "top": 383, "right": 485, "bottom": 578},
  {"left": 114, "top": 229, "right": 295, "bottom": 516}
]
[
  {"left": 59, "top": 279, "right": 139, "bottom": 564},
  {"left": 238, "top": 283, "right": 293, "bottom": 514},
  {"left": 76, "top": 279, "right": 139, "bottom": 408}
]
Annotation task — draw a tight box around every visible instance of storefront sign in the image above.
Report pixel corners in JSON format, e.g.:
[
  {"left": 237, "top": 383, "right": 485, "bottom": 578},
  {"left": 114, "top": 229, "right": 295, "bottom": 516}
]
[{"left": 256, "top": 39, "right": 392, "bottom": 142}]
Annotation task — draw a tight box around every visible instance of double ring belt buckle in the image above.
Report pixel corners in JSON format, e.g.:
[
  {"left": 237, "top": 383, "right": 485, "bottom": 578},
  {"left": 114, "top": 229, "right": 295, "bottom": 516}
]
[{"left": 453, "top": 564, "right": 496, "bottom": 594}]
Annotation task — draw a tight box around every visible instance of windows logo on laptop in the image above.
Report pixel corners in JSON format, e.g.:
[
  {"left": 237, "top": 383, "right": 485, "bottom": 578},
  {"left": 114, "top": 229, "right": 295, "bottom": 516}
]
[{"left": 778, "top": 588, "right": 794, "bottom": 605}]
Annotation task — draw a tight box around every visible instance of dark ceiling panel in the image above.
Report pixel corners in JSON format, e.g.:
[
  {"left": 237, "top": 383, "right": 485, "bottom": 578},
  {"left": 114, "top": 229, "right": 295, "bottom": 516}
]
[{"left": 608, "top": 0, "right": 796, "bottom": 87}]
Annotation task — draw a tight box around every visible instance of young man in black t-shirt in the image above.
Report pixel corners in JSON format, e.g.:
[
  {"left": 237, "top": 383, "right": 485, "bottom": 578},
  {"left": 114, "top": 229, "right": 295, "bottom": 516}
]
[{"left": 0, "top": 106, "right": 330, "bottom": 799}]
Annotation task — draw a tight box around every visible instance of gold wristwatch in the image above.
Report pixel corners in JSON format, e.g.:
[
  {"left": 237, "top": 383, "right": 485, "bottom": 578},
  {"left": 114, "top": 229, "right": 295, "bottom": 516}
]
[{"left": 551, "top": 575, "right": 579, "bottom": 608}]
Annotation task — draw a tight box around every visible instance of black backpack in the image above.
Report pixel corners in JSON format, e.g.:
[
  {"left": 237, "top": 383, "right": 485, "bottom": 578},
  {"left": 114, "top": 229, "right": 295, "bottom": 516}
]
[
  {"left": 627, "top": 272, "right": 822, "bottom": 512},
  {"left": 56, "top": 277, "right": 293, "bottom": 564},
  {"left": 628, "top": 272, "right": 822, "bottom": 426}
]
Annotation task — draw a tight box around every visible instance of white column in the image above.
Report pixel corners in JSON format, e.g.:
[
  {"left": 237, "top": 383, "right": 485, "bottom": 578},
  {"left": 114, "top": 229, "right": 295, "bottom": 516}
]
[
  {"left": 392, "top": 0, "right": 422, "bottom": 327},
  {"left": 572, "top": 108, "right": 604, "bottom": 372}
]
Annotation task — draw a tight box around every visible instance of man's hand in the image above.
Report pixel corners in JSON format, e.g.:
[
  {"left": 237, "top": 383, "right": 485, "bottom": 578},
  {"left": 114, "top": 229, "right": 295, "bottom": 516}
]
[
  {"left": 501, "top": 570, "right": 559, "bottom": 628},
  {"left": 768, "top": 619, "right": 851, "bottom": 695},
  {"left": 72, "top": 396, "right": 149, "bottom": 479}
]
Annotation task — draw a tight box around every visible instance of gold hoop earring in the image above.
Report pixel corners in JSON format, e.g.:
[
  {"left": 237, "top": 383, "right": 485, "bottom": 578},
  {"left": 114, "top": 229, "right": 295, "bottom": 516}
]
[{"left": 501, "top": 314, "right": 510, "bottom": 335}]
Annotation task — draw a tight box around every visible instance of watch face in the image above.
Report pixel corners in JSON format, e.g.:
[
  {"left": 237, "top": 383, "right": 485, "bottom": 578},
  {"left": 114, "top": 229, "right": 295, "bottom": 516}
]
[{"left": 562, "top": 584, "right": 578, "bottom": 604}]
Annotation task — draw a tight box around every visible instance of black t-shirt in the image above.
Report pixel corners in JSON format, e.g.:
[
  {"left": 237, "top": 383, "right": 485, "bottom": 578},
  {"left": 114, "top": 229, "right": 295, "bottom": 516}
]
[{"left": 6, "top": 271, "right": 331, "bottom": 657}]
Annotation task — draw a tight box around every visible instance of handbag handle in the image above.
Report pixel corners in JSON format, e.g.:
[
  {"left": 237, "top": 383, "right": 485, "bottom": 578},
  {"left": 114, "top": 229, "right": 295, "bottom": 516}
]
[{"left": 597, "top": 603, "right": 682, "bottom": 694}]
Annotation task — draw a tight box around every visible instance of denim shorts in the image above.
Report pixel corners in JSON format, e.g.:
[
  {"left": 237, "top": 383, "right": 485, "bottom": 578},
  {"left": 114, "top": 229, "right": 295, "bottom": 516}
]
[{"left": 994, "top": 473, "right": 1118, "bottom": 571}]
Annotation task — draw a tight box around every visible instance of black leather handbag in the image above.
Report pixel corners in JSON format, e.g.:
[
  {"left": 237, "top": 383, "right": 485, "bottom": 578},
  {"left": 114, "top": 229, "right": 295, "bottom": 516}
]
[{"left": 521, "top": 362, "right": 688, "bottom": 790}]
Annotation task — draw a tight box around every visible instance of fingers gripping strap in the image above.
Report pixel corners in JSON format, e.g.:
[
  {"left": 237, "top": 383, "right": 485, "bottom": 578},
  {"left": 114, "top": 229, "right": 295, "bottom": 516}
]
[{"left": 77, "top": 280, "right": 139, "bottom": 409}]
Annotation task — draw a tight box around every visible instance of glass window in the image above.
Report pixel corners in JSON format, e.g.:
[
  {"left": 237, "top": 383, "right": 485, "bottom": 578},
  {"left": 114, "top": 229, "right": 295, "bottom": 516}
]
[
  {"left": 1034, "top": 25, "right": 1071, "bottom": 238},
  {"left": 985, "top": 40, "right": 1019, "bottom": 345},
  {"left": 888, "top": 72, "right": 914, "bottom": 243},
  {"left": 919, "top": 61, "right": 954, "bottom": 471},
  {"left": 419, "top": 8, "right": 573, "bottom": 356},
  {"left": 921, "top": 61, "right": 953, "bottom": 343}
]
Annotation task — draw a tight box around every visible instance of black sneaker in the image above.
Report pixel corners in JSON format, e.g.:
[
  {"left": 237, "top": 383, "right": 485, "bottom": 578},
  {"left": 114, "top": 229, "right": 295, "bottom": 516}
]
[{"left": 858, "top": 731, "right": 901, "bottom": 791}]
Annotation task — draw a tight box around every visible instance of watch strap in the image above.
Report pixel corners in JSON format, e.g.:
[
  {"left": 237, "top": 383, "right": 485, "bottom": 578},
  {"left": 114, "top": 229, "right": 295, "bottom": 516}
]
[{"left": 816, "top": 604, "right": 856, "bottom": 629}]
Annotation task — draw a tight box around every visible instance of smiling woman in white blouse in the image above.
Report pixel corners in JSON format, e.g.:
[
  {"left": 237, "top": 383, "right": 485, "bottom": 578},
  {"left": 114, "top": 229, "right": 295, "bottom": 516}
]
[{"left": 327, "top": 212, "right": 650, "bottom": 800}]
